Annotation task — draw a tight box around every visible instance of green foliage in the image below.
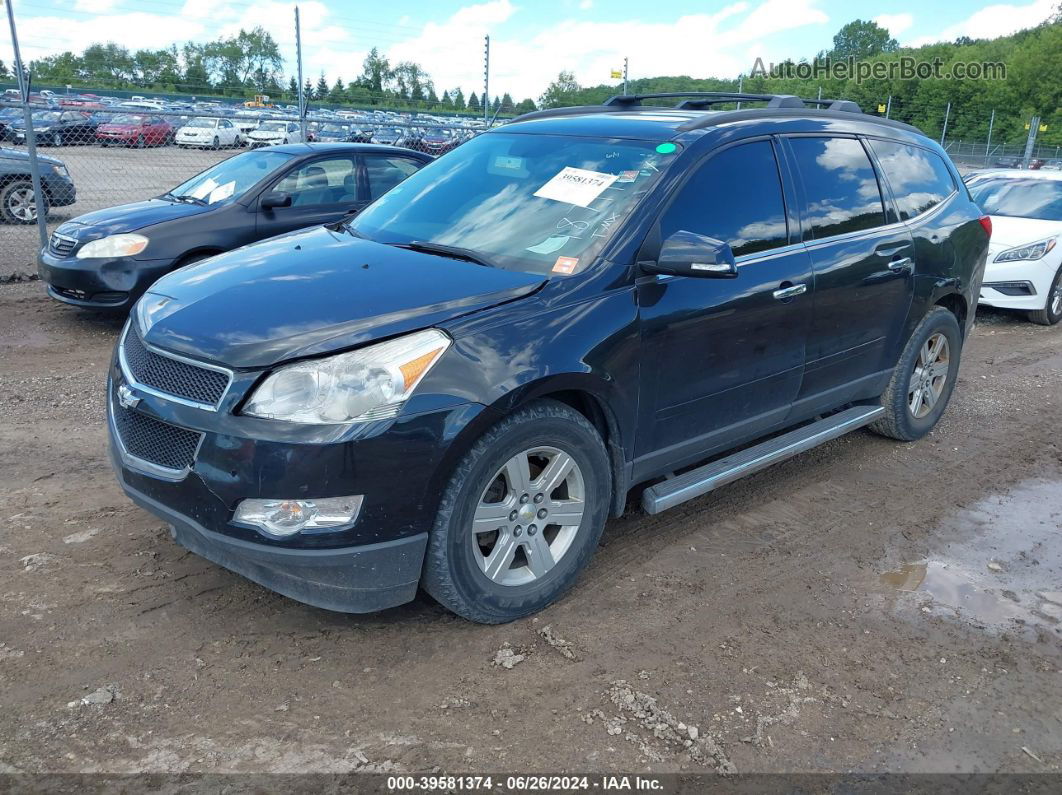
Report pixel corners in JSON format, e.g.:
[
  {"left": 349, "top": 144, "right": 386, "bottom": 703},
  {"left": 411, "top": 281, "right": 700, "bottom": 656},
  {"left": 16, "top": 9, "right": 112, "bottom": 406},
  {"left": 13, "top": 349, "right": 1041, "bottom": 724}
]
[{"left": 827, "top": 19, "right": 899, "bottom": 60}]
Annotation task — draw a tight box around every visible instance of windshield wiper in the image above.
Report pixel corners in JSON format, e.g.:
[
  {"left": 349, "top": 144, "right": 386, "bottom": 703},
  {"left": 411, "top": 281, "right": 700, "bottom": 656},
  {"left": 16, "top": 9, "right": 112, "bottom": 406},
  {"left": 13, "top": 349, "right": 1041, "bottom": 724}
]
[
  {"left": 160, "top": 192, "right": 206, "bottom": 205},
  {"left": 394, "top": 240, "right": 495, "bottom": 268}
]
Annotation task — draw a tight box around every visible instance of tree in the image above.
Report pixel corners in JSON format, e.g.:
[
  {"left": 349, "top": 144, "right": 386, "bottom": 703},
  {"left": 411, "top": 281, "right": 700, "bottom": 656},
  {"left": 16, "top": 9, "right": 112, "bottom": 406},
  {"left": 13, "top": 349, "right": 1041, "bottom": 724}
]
[
  {"left": 182, "top": 43, "right": 211, "bottom": 93},
  {"left": 440, "top": 89, "right": 452, "bottom": 108},
  {"left": 393, "top": 61, "right": 430, "bottom": 103},
  {"left": 491, "top": 96, "right": 501, "bottom": 114},
  {"left": 539, "top": 70, "right": 580, "bottom": 108},
  {"left": 426, "top": 86, "right": 439, "bottom": 107},
  {"left": 356, "top": 47, "right": 392, "bottom": 96},
  {"left": 329, "top": 77, "right": 346, "bottom": 103},
  {"left": 287, "top": 75, "right": 298, "bottom": 100},
  {"left": 315, "top": 72, "right": 329, "bottom": 100},
  {"left": 304, "top": 77, "right": 314, "bottom": 101},
  {"left": 515, "top": 98, "right": 537, "bottom": 113},
  {"left": 467, "top": 91, "right": 480, "bottom": 112},
  {"left": 827, "top": 19, "right": 899, "bottom": 60},
  {"left": 0, "top": 59, "right": 9, "bottom": 80},
  {"left": 500, "top": 92, "right": 514, "bottom": 113},
  {"left": 452, "top": 88, "right": 465, "bottom": 110}
]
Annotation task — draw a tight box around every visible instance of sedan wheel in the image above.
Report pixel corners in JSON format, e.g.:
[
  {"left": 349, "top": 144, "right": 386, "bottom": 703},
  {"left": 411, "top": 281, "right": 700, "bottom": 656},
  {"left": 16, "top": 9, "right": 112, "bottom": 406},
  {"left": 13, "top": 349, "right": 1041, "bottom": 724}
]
[
  {"left": 908, "top": 332, "right": 949, "bottom": 419},
  {"left": 52, "top": 132, "right": 62, "bottom": 146},
  {"left": 1028, "top": 266, "right": 1062, "bottom": 326},
  {"left": 1, "top": 181, "right": 43, "bottom": 224}
]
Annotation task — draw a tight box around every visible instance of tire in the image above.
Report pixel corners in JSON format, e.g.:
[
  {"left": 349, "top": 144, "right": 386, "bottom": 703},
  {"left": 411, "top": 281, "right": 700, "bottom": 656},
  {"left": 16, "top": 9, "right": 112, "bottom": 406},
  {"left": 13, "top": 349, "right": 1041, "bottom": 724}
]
[
  {"left": 282, "top": 138, "right": 289, "bottom": 144},
  {"left": 212, "top": 136, "right": 220, "bottom": 150},
  {"left": 1028, "top": 265, "right": 1062, "bottom": 326},
  {"left": 422, "top": 399, "right": 612, "bottom": 623},
  {"left": 0, "top": 180, "right": 46, "bottom": 224},
  {"left": 871, "top": 306, "right": 963, "bottom": 442},
  {"left": 52, "top": 132, "right": 62, "bottom": 147},
  {"left": 135, "top": 134, "right": 145, "bottom": 149}
]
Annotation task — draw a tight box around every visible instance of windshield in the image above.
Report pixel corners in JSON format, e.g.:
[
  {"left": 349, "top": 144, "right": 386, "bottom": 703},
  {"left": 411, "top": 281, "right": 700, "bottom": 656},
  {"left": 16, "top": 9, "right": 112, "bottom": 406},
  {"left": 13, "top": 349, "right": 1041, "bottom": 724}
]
[
  {"left": 168, "top": 149, "right": 293, "bottom": 205},
  {"left": 33, "top": 111, "right": 61, "bottom": 123},
  {"left": 351, "top": 132, "right": 672, "bottom": 276},
  {"left": 321, "top": 123, "right": 348, "bottom": 133},
  {"left": 186, "top": 117, "right": 217, "bottom": 128},
  {"left": 968, "top": 177, "right": 1062, "bottom": 221},
  {"left": 110, "top": 114, "right": 146, "bottom": 124},
  {"left": 259, "top": 121, "right": 287, "bottom": 131}
]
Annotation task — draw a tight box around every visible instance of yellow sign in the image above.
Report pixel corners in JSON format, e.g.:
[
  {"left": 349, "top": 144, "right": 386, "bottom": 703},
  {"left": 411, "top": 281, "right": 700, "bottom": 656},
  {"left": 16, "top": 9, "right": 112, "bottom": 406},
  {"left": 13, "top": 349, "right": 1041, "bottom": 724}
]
[
  {"left": 611, "top": 70, "right": 623, "bottom": 79},
  {"left": 877, "top": 104, "right": 886, "bottom": 113},
  {"left": 1040, "top": 123, "right": 1048, "bottom": 132}
]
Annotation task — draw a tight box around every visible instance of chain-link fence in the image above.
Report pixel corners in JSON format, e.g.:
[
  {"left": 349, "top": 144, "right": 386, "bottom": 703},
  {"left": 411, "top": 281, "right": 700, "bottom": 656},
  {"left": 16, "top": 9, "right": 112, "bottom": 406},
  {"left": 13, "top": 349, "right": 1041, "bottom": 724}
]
[{"left": 0, "top": 99, "right": 485, "bottom": 279}]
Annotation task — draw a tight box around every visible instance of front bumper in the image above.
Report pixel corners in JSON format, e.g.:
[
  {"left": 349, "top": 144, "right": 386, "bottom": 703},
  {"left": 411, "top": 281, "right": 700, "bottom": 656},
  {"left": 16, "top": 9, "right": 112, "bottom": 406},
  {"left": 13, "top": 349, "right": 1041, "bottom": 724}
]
[
  {"left": 38, "top": 249, "right": 173, "bottom": 309},
  {"left": 105, "top": 344, "right": 492, "bottom": 613},
  {"left": 977, "top": 255, "right": 1058, "bottom": 311}
]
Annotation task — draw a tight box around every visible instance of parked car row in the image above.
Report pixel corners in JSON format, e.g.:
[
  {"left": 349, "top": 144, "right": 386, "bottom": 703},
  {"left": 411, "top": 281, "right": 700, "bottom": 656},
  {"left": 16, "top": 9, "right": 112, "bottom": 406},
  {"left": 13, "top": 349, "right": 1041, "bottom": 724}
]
[{"left": 21, "top": 93, "right": 1062, "bottom": 625}]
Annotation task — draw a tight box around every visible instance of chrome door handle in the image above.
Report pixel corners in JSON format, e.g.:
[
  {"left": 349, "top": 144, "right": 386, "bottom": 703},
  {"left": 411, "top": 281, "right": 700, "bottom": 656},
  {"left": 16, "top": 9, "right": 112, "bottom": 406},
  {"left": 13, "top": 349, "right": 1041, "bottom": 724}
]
[
  {"left": 888, "top": 257, "right": 914, "bottom": 271},
  {"left": 773, "top": 284, "right": 808, "bottom": 300}
]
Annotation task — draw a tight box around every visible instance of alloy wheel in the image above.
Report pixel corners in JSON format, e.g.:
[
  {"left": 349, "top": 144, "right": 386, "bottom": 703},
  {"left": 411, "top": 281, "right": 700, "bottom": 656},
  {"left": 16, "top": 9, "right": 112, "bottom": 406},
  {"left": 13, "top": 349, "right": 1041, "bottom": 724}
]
[
  {"left": 8, "top": 186, "right": 36, "bottom": 222},
  {"left": 471, "top": 446, "right": 586, "bottom": 586},
  {"left": 1050, "top": 277, "right": 1062, "bottom": 319},
  {"left": 908, "top": 332, "right": 950, "bottom": 419}
]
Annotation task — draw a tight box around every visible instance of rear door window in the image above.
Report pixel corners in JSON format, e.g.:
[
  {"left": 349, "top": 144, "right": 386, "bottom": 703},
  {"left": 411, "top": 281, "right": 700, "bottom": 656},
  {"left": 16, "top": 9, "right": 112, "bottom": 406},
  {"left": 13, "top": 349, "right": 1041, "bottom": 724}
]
[
  {"left": 659, "top": 139, "right": 789, "bottom": 258},
  {"left": 364, "top": 156, "right": 424, "bottom": 200},
  {"left": 788, "top": 137, "right": 886, "bottom": 239},
  {"left": 868, "top": 140, "right": 956, "bottom": 220},
  {"left": 274, "top": 157, "right": 359, "bottom": 207}
]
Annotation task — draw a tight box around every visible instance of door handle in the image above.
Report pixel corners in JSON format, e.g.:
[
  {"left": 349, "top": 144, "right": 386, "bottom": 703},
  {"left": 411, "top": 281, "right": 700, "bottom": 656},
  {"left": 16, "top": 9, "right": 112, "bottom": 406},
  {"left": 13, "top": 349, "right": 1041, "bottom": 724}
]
[
  {"left": 773, "top": 283, "right": 808, "bottom": 300},
  {"left": 888, "top": 257, "right": 914, "bottom": 272}
]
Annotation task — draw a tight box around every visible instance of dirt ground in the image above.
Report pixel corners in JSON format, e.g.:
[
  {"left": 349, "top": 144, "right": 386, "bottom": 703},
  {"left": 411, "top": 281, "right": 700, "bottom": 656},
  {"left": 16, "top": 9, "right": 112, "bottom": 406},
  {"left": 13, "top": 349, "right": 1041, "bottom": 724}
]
[{"left": 0, "top": 280, "right": 1060, "bottom": 775}]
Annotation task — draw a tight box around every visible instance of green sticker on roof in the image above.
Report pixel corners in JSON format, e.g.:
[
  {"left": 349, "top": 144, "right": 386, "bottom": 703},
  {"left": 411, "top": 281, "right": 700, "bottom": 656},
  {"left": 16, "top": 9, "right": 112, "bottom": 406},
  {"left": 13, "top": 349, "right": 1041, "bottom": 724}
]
[{"left": 656, "top": 142, "right": 677, "bottom": 154}]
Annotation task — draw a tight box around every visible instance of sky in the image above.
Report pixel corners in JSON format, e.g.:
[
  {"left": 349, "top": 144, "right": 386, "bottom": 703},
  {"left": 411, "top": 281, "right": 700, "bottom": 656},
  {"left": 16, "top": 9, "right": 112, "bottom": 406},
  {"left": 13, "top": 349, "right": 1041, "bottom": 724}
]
[{"left": 3, "top": 0, "right": 1057, "bottom": 101}]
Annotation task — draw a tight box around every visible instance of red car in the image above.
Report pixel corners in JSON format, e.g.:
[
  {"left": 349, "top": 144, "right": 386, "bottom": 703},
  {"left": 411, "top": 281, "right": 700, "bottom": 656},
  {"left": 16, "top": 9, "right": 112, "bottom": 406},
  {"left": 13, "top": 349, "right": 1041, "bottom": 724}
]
[{"left": 96, "top": 114, "right": 173, "bottom": 148}]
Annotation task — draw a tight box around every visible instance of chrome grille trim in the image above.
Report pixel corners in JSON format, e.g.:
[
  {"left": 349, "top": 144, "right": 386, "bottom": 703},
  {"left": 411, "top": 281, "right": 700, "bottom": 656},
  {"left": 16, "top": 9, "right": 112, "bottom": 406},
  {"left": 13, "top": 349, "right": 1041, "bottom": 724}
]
[
  {"left": 108, "top": 387, "right": 204, "bottom": 481},
  {"left": 49, "top": 231, "right": 77, "bottom": 257},
  {"left": 118, "top": 322, "right": 233, "bottom": 411}
]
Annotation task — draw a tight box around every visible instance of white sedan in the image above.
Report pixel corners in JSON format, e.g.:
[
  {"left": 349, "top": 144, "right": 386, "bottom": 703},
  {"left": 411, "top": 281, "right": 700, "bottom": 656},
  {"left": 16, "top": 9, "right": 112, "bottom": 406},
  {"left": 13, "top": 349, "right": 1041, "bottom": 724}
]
[
  {"left": 967, "top": 169, "right": 1062, "bottom": 325},
  {"left": 176, "top": 117, "right": 242, "bottom": 149},
  {"left": 246, "top": 121, "right": 303, "bottom": 148}
]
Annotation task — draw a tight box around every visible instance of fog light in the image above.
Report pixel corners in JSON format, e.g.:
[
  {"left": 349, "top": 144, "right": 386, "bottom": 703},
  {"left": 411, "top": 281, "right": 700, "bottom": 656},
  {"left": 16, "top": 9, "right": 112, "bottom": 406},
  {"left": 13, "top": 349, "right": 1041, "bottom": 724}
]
[{"left": 233, "top": 496, "right": 363, "bottom": 538}]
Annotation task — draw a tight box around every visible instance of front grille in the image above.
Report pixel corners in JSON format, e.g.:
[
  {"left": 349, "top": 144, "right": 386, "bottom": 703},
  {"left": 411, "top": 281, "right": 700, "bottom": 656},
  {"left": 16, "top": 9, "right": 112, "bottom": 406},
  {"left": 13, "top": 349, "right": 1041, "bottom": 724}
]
[
  {"left": 122, "top": 329, "right": 230, "bottom": 408},
  {"left": 112, "top": 400, "right": 203, "bottom": 472},
  {"left": 49, "top": 231, "right": 77, "bottom": 257}
]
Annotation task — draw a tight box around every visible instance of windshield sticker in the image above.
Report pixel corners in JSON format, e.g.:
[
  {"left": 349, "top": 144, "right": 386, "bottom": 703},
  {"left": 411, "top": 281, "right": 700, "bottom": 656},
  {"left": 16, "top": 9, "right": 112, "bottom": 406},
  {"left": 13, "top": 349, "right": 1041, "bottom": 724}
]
[
  {"left": 491, "top": 154, "right": 526, "bottom": 174},
  {"left": 552, "top": 256, "right": 579, "bottom": 275},
  {"left": 188, "top": 177, "right": 218, "bottom": 200},
  {"left": 526, "top": 236, "right": 570, "bottom": 254},
  {"left": 534, "top": 167, "right": 619, "bottom": 208},
  {"left": 207, "top": 181, "right": 235, "bottom": 204},
  {"left": 616, "top": 170, "right": 639, "bottom": 183}
]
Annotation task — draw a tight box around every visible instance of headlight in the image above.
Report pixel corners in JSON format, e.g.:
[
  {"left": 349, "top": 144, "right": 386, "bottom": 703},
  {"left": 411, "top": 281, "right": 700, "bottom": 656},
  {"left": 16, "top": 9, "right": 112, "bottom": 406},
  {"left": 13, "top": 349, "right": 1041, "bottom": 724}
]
[
  {"left": 76, "top": 233, "right": 149, "bottom": 259},
  {"left": 51, "top": 164, "right": 69, "bottom": 177},
  {"left": 994, "top": 237, "right": 1057, "bottom": 263},
  {"left": 243, "top": 328, "right": 451, "bottom": 424}
]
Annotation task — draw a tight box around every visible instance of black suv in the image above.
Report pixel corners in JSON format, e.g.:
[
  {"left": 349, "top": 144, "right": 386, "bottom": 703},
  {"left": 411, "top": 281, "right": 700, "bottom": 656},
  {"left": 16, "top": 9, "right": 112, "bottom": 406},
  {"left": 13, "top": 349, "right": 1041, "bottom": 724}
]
[{"left": 107, "top": 93, "right": 989, "bottom": 623}]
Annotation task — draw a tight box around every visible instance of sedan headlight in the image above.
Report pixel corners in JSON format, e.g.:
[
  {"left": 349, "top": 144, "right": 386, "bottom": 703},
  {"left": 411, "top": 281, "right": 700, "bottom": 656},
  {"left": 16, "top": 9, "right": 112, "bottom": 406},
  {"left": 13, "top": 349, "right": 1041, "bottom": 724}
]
[
  {"left": 994, "top": 237, "right": 1057, "bottom": 263},
  {"left": 76, "top": 233, "right": 149, "bottom": 259},
  {"left": 244, "top": 328, "right": 451, "bottom": 424}
]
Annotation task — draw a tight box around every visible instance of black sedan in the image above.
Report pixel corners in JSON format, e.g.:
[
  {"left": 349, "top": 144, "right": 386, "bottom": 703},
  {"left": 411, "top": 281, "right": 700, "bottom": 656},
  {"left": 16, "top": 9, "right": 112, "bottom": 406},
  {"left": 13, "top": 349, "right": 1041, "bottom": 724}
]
[
  {"left": 0, "top": 146, "right": 77, "bottom": 223},
  {"left": 10, "top": 110, "right": 99, "bottom": 146},
  {"left": 38, "top": 143, "right": 432, "bottom": 310}
]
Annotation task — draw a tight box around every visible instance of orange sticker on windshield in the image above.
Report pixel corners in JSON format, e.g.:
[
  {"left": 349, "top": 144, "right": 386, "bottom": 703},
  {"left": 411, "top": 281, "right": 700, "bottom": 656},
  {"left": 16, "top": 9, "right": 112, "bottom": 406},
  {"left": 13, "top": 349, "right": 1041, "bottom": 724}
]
[{"left": 552, "top": 256, "right": 579, "bottom": 274}]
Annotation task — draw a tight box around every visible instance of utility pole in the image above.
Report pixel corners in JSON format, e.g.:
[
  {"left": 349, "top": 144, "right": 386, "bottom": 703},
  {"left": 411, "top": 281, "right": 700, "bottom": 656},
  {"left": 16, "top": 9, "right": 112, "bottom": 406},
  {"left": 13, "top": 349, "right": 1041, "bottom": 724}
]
[
  {"left": 736, "top": 74, "right": 743, "bottom": 109},
  {"left": 1022, "top": 115, "right": 1040, "bottom": 169},
  {"left": 5, "top": 0, "right": 47, "bottom": 249},
  {"left": 940, "top": 102, "right": 951, "bottom": 146},
  {"left": 885, "top": 95, "right": 891, "bottom": 119},
  {"left": 483, "top": 35, "right": 490, "bottom": 123},
  {"left": 295, "top": 6, "right": 307, "bottom": 141},
  {"left": 622, "top": 56, "right": 628, "bottom": 96},
  {"left": 984, "top": 109, "right": 995, "bottom": 168}
]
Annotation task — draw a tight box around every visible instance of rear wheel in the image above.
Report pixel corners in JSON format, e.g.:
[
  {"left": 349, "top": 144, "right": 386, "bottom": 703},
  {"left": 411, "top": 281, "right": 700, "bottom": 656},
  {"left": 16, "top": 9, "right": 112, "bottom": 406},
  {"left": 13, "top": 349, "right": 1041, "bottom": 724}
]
[
  {"left": 52, "top": 132, "right": 62, "bottom": 146},
  {"left": 422, "top": 400, "right": 611, "bottom": 623},
  {"left": 871, "top": 307, "right": 962, "bottom": 441},
  {"left": 211, "top": 135, "right": 220, "bottom": 150},
  {"left": 135, "top": 134, "right": 145, "bottom": 149},
  {"left": 1028, "top": 266, "right": 1062, "bottom": 326}
]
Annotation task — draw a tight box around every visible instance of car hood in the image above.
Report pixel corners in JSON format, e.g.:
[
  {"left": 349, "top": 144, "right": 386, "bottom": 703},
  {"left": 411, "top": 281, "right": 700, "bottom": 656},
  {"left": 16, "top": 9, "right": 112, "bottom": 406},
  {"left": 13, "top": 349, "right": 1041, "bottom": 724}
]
[
  {"left": 57, "top": 198, "right": 210, "bottom": 237},
  {"left": 98, "top": 124, "right": 138, "bottom": 132},
  {"left": 987, "top": 215, "right": 1062, "bottom": 248},
  {"left": 0, "top": 146, "right": 63, "bottom": 167},
  {"left": 138, "top": 226, "right": 546, "bottom": 368}
]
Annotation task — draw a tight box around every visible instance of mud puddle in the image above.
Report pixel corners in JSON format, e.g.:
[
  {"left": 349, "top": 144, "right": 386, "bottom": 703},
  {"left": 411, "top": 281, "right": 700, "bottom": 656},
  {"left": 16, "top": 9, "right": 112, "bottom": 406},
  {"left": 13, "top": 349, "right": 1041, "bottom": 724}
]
[{"left": 879, "top": 479, "right": 1062, "bottom": 638}]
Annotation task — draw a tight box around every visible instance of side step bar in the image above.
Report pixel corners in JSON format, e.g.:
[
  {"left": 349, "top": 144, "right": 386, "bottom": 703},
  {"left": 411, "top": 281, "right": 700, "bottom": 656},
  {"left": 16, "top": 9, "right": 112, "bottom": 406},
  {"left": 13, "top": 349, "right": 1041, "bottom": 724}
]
[{"left": 641, "top": 405, "right": 885, "bottom": 515}]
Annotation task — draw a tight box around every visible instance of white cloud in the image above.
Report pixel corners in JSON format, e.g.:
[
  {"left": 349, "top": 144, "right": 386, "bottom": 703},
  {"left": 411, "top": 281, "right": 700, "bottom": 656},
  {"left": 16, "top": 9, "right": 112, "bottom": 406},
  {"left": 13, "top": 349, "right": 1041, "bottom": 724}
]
[
  {"left": 579, "top": 0, "right": 593, "bottom": 9},
  {"left": 906, "top": 0, "right": 1054, "bottom": 46},
  {"left": 74, "top": 0, "right": 120, "bottom": 12},
  {"left": 874, "top": 13, "right": 914, "bottom": 37}
]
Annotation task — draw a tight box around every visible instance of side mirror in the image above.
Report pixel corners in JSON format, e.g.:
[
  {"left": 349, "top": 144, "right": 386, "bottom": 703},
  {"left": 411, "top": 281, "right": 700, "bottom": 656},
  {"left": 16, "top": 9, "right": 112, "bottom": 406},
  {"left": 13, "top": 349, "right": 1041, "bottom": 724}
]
[
  {"left": 643, "top": 231, "right": 738, "bottom": 278},
  {"left": 261, "top": 191, "right": 293, "bottom": 210}
]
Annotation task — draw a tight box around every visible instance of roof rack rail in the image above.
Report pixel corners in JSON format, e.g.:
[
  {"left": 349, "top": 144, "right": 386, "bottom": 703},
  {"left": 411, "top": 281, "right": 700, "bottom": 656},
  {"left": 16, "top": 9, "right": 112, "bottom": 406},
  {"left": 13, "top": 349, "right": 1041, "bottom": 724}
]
[
  {"left": 603, "top": 92, "right": 806, "bottom": 109},
  {"left": 801, "top": 97, "right": 863, "bottom": 113}
]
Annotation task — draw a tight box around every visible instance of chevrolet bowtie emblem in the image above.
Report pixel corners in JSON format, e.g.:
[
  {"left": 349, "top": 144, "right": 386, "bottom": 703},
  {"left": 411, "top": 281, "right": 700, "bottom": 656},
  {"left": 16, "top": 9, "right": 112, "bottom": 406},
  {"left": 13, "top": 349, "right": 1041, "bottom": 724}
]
[{"left": 117, "top": 383, "right": 140, "bottom": 410}]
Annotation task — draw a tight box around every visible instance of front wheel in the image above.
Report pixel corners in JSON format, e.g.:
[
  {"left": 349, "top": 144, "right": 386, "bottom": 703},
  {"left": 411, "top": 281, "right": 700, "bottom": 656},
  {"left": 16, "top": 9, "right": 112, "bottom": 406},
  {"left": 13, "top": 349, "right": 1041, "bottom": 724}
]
[
  {"left": 871, "top": 306, "right": 962, "bottom": 442},
  {"left": 1, "top": 180, "right": 45, "bottom": 224},
  {"left": 212, "top": 136, "right": 220, "bottom": 150},
  {"left": 422, "top": 400, "right": 611, "bottom": 623},
  {"left": 1028, "top": 266, "right": 1062, "bottom": 326},
  {"left": 52, "top": 132, "right": 62, "bottom": 147}
]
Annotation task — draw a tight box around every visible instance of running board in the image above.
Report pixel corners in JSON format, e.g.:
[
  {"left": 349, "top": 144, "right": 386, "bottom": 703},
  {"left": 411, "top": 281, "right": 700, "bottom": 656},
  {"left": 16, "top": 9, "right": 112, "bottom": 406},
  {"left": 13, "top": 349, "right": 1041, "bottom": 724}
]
[{"left": 641, "top": 405, "right": 885, "bottom": 515}]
